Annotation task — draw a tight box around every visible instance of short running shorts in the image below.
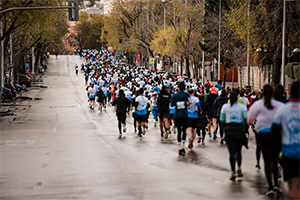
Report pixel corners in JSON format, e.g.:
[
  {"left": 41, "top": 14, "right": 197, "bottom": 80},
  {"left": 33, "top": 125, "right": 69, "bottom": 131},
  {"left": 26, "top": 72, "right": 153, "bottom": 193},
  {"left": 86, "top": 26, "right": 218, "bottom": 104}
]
[
  {"left": 135, "top": 114, "right": 148, "bottom": 123},
  {"left": 282, "top": 155, "right": 299, "bottom": 181},
  {"left": 159, "top": 112, "right": 170, "bottom": 120},
  {"left": 187, "top": 118, "right": 198, "bottom": 129}
]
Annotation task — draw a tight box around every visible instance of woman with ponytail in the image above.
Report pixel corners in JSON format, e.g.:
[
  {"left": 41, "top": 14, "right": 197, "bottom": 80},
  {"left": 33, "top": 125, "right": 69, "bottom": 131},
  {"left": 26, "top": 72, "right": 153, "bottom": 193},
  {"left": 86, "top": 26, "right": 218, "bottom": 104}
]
[
  {"left": 220, "top": 92, "right": 248, "bottom": 181},
  {"left": 247, "top": 85, "right": 284, "bottom": 196}
]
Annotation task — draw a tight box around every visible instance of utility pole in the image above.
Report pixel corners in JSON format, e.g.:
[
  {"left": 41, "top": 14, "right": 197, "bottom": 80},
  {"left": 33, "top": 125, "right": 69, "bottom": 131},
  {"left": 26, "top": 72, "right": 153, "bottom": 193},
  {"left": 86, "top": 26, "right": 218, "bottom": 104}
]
[
  {"left": 10, "top": 34, "right": 13, "bottom": 84},
  {"left": 281, "top": 0, "right": 286, "bottom": 88},
  {"left": 247, "top": 1, "right": 250, "bottom": 86},
  {"left": 202, "top": 0, "right": 205, "bottom": 84},
  {"left": 217, "top": 0, "right": 221, "bottom": 81}
]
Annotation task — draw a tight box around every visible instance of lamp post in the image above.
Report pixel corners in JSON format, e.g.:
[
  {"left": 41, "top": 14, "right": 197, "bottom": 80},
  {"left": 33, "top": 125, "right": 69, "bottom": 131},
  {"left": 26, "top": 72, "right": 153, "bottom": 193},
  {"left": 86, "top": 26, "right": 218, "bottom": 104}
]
[
  {"left": 158, "top": 1, "right": 166, "bottom": 30},
  {"left": 217, "top": 0, "right": 221, "bottom": 81},
  {"left": 281, "top": 0, "right": 286, "bottom": 88},
  {"left": 140, "top": 8, "right": 155, "bottom": 28}
]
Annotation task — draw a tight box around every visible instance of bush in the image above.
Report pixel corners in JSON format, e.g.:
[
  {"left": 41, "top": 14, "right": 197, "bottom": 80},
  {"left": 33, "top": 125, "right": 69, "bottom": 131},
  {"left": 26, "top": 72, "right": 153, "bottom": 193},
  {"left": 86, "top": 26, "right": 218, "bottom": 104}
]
[
  {"left": 294, "top": 65, "right": 300, "bottom": 80},
  {"left": 286, "top": 62, "right": 300, "bottom": 79}
]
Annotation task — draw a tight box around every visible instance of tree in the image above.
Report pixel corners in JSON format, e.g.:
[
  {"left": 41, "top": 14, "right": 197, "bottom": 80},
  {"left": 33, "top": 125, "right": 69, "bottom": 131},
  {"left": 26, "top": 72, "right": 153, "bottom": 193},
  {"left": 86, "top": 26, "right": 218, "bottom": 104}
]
[
  {"left": 75, "top": 12, "right": 104, "bottom": 49},
  {"left": 1, "top": 0, "right": 69, "bottom": 80},
  {"left": 226, "top": 0, "right": 300, "bottom": 85}
]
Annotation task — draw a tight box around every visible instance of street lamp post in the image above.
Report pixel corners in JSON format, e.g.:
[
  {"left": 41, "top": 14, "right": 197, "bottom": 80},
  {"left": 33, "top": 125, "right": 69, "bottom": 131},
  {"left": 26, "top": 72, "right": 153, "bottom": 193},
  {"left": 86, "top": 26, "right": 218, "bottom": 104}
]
[
  {"left": 158, "top": 2, "right": 166, "bottom": 30},
  {"left": 281, "top": 0, "right": 286, "bottom": 88}
]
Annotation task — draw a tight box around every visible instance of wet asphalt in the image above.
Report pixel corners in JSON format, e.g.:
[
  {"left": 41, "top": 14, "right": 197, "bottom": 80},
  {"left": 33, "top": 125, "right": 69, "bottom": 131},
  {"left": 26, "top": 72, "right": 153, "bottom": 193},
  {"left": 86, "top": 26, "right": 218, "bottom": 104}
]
[{"left": 0, "top": 55, "right": 284, "bottom": 199}]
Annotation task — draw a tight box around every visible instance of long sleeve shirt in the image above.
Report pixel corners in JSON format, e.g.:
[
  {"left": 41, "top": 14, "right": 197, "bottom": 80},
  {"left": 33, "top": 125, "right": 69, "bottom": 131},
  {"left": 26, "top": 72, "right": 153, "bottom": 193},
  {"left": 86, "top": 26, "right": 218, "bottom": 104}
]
[{"left": 247, "top": 99, "right": 284, "bottom": 134}]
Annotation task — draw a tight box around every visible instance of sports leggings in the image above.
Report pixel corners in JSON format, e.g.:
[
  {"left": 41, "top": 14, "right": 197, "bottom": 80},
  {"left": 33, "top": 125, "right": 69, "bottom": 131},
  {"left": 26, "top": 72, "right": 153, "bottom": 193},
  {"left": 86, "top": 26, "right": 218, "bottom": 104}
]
[
  {"left": 175, "top": 117, "right": 187, "bottom": 143},
  {"left": 196, "top": 127, "right": 206, "bottom": 141},
  {"left": 254, "top": 129, "right": 261, "bottom": 165},
  {"left": 258, "top": 132, "right": 279, "bottom": 190},
  {"left": 225, "top": 130, "right": 244, "bottom": 172}
]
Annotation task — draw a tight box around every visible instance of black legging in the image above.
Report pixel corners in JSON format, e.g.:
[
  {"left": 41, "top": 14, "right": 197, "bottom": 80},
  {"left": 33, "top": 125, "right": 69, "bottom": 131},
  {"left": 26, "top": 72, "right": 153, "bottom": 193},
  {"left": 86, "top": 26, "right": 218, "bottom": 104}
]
[
  {"left": 175, "top": 117, "right": 187, "bottom": 143},
  {"left": 196, "top": 127, "right": 206, "bottom": 141},
  {"left": 254, "top": 129, "right": 261, "bottom": 165},
  {"left": 218, "top": 120, "right": 225, "bottom": 139},
  {"left": 225, "top": 130, "right": 244, "bottom": 172},
  {"left": 258, "top": 132, "right": 279, "bottom": 190},
  {"left": 117, "top": 114, "right": 126, "bottom": 134}
]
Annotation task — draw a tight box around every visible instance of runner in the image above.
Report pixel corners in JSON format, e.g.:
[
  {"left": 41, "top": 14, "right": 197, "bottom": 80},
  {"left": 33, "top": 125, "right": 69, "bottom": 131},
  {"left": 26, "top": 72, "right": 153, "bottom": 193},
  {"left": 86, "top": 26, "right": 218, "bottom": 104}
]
[
  {"left": 206, "top": 86, "right": 218, "bottom": 139},
  {"left": 187, "top": 89, "right": 202, "bottom": 149},
  {"left": 88, "top": 84, "right": 96, "bottom": 110},
  {"left": 213, "top": 89, "right": 228, "bottom": 144},
  {"left": 96, "top": 85, "right": 104, "bottom": 113},
  {"left": 196, "top": 93, "right": 208, "bottom": 145},
  {"left": 151, "top": 91, "right": 159, "bottom": 127},
  {"left": 220, "top": 92, "right": 248, "bottom": 181},
  {"left": 112, "top": 89, "right": 130, "bottom": 138},
  {"left": 171, "top": 82, "right": 191, "bottom": 156},
  {"left": 271, "top": 81, "right": 300, "bottom": 199},
  {"left": 134, "top": 88, "right": 150, "bottom": 140},
  {"left": 247, "top": 85, "right": 284, "bottom": 196},
  {"left": 158, "top": 85, "right": 171, "bottom": 139}
]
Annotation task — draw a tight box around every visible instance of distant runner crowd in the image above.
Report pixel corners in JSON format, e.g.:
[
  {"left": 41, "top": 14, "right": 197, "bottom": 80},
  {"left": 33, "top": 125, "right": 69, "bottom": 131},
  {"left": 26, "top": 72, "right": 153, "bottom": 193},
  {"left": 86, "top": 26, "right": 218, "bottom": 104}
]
[{"left": 74, "top": 49, "right": 299, "bottom": 199}]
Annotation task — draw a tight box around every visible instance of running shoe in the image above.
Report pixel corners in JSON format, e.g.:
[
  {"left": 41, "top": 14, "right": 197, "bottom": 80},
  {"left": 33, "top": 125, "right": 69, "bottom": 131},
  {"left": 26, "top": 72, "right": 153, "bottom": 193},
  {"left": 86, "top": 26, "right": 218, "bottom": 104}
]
[
  {"left": 265, "top": 189, "right": 274, "bottom": 196},
  {"left": 181, "top": 147, "right": 186, "bottom": 156},
  {"left": 178, "top": 148, "right": 182, "bottom": 156},
  {"left": 123, "top": 127, "right": 127, "bottom": 133},
  {"left": 273, "top": 186, "right": 282, "bottom": 193},
  {"left": 197, "top": 137, "right": 202, "bottom": 143},
  {"left": 237, "top": 169, "right": 243, "bottom": 178},
  {"left": 139, "top": 135, "right": 143, "bottom": 140},
  {"left": 208, "top": 133, "right": 211, "bottom": 138},
  {"left": 165, "top": 130, "right": 170, "bottom": 139},
  {"left": 173, "top": 127, "right": 177, "bottom": 134},
  {"left": 202, "top": 140, "right": 205, "bottom": 145},
  {"left": 188, "top": 139, "right": 194, "bottom": 149},
  {"left": 213, "top": 131, "right": 217, "bottom": 140},
  {"left": 229, "top": 172, "right": 236, "bottom": 181},
  {"left": 255, "top": 164, "right": 261, "bottom": 170},
  {"left": 154, "top": 121, "right": 157, "bottom": 127},
  {"left": 142, "top": 128, "right": 145, "bottom": 135},
  {"left": 220, "top": 139, "right": 224, "bottom": 145},
  {"left": 118, "top": 134, "right": 122, "bottom": 139}
]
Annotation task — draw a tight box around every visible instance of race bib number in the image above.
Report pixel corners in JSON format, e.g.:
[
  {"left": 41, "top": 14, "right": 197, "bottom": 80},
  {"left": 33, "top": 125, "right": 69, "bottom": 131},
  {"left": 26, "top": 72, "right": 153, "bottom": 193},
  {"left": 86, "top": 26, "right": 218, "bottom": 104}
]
[{"left": 177, "top": 101, "right": 185, "bottom": 109}]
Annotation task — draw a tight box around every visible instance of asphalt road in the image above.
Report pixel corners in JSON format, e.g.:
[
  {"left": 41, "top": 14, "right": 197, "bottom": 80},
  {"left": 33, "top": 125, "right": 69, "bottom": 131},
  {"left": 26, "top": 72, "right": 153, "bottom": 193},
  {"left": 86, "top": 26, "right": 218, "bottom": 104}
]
[{"left": 0, "top": 55, "right": 277, "bottom": 199}]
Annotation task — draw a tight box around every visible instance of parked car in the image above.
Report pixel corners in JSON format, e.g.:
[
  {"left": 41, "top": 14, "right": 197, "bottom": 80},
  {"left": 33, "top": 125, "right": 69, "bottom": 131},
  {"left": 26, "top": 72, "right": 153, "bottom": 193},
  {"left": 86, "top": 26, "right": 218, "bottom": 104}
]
[
  {"left": 4, "top": 83, "right": 16, "bottom": 97},
  {"left": 18, "top": 74, "right": 31, "bottom": 90},
  {"left": 1, "top": 87, "right": 13, "bottom": 102}
]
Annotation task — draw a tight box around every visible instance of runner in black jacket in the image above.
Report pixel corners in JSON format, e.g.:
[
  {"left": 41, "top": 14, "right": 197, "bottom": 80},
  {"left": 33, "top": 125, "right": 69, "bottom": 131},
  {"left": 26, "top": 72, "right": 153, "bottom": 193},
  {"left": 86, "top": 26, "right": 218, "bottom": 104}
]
[{"left": 112, "top": 90, "right": 130, "bottom": 138}]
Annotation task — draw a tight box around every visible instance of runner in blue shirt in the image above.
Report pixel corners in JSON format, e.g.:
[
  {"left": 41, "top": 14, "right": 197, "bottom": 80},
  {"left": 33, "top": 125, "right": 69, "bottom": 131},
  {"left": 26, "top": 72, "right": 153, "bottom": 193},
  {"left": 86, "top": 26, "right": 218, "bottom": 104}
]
[{"left": 171, "top": 82, "right": 191, "bottom": 156}]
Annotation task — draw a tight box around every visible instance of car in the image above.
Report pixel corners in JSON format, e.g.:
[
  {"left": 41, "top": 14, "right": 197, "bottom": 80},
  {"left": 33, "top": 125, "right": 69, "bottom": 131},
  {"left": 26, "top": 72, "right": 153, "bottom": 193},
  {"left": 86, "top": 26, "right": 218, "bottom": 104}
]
[
  {"left": 1, "top": 87, "right": 13, "bottom": 103},
  {"left": 18, "top": 74, "right": 31, "bottom": 90},
  {"left": 4, "top": 83, "right": 16, "bottom": 97}
]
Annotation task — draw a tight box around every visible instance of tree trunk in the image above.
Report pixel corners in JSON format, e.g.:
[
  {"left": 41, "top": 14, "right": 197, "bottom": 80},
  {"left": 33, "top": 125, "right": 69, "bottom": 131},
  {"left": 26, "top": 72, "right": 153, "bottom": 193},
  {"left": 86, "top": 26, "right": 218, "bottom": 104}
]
[
  {"left": 180, "top": 57, "right": 183, "bottom": 76},
  {"left": 185, "top": 56, "right": 190, "bottom": 78},
  {"left": 272, "top": 56, "right": 281, "bottom": 85},
  {"left": 222, "top": 64, "right": 226, "bottom": 88}
]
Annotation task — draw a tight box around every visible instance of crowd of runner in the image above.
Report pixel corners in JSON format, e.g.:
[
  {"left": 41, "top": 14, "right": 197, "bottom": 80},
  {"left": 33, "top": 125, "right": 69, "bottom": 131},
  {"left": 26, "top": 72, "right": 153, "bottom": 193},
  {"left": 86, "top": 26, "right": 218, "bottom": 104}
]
[{"left": 75, "top": 49, "right": 299, "bottom": 199}]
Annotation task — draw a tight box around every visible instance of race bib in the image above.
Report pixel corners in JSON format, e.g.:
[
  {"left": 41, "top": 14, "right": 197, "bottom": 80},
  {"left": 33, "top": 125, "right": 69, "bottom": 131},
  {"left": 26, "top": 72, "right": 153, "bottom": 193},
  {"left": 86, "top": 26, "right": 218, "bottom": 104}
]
[{"left": 177, "top": 101, "right": 185, "bottom": 109}]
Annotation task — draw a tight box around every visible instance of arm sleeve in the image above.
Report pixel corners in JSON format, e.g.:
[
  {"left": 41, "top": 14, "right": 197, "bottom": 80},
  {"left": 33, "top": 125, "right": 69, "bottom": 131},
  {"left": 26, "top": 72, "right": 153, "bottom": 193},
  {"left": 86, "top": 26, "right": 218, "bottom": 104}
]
[
  {"left": 220, "top": 105, "right": 226, "bottom": 123},
  {"left": 196, "top": 101, "right": 202, "bottom": 111},
  {"left": 171, "top": 95, "right": 176, "bottom": 107}
]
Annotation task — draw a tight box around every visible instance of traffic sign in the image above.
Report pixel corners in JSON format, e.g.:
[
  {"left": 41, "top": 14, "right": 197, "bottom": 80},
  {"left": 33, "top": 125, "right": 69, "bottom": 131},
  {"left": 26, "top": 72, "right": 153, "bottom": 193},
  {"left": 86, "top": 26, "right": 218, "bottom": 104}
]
[
  {"left": 149, "top": 58, "right": 155, "bottom": 64},
  {"left": 205, "top": 61, "right": 211, "bottom": 65}
]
